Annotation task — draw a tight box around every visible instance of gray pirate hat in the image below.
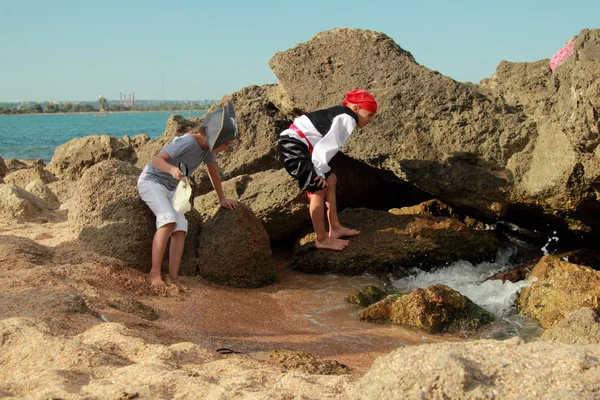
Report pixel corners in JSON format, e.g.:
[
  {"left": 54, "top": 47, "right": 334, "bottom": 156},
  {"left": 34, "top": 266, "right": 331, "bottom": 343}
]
[{"left": 203, "top": 100, "right": 238, "bottom": 151}]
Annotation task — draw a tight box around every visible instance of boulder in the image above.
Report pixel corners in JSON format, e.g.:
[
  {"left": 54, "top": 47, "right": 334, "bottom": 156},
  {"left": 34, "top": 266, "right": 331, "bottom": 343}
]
[
  {"left": 359, "top": 284, "right": 495, "bottom": 333},
  {"left": 47, "top": 135, "right": 136, "bottom": 180},
  {"left": 0, "top": 184, "right": 57, "bottom": 223},
  {"left": 291, "top": 208, "right": 498, "bottom": 274},
  {"left": 123, "top": 133, "right": 150, "bottom": 151},
  {"left": 347, "top": 285, "right": 388, "bottom": 307},
  {"left": 198, "top": 203, "right": 275, "bottom": 288},
  {"left": 25, "top": 179, "right": 60, "bottom": 210},
  {"left": 4, "top": 165, "right": 56, "bottom": 189},
  {"left": 194, "top": 169, "right": 310, "bottom": 240},
  {"left": 518, "top": 255, "right": 600, "bottom": 328}
]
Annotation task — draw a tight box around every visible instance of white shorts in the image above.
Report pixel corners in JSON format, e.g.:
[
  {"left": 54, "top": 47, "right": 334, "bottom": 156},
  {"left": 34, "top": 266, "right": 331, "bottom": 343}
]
[{"left": 137, "top": 178, "right": 188, "bottom": 234}]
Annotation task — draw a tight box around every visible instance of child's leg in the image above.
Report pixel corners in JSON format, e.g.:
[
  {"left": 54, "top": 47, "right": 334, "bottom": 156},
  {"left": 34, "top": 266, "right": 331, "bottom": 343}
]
[
  {"left": 150, "top": 222, "right": 175, "bottom": 285},
  {"left": 168, "top": 230, "right": 186, "bottom": 282},
  {"left": 324, "top": 173, "right": 360, "bottom": 239},
  {"left": 310, "top": 188, "right": 349, "bottom": 251}
]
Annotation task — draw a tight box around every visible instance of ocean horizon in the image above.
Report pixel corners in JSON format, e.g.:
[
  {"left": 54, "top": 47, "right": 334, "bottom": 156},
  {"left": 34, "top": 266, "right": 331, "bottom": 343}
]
[{"left": 0, "top": 110, "right": 206, "bottom": 162}]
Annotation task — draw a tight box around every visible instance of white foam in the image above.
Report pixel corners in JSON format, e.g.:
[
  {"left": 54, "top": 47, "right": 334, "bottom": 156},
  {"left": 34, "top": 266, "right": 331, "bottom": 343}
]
[{"left": 391, "top": 246, "right": 532, "bottom": 316}]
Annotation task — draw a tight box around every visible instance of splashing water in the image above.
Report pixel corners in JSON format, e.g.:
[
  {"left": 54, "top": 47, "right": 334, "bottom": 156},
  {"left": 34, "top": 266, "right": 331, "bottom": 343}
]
[
  {"left": 391, "top": 245, "right": 533, "bottom": 317},
  {"left": 541, "top": 231, "right": 560, "bottom": 255}
]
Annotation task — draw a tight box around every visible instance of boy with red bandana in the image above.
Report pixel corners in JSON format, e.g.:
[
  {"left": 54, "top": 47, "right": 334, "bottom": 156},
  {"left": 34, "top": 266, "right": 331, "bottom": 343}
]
[{"left": 278, "top": 89, "right": 377, "bottom": 251}]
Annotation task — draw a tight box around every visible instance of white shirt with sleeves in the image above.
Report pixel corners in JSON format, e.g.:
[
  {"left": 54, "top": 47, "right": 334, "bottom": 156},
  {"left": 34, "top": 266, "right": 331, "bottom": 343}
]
[{"left": 287, "top": 113, "right": 357, "bottom": 178}]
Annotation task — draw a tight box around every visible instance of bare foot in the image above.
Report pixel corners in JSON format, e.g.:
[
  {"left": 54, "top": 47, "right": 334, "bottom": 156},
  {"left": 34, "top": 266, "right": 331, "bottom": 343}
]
[
  {"left": 149, "top": 272, "right": 165, "bottom": 286},
  {"left": 330, "top": 226, "right": 360, "bottom": 239},
  {"left": 165, "top": 275, "right": 190, "bottom": 292},
  {"left": 315, "top": 236, "right": 349, "bottom": 251}
]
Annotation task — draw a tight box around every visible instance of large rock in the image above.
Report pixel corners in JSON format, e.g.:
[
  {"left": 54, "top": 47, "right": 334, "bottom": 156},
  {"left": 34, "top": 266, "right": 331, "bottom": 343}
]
[
  {"left": 25, "top": 179, "right": 60, "bottom": 210},
  {"left": 270, "top": 27, "right": 600, "bottom": 241},
  {"left": 47, "top": 135, "right": 136, "bottom": 180},
  {"left": 194, "top": 169, "right": 310, "bottom": 240},
  {"left": 4, "top": 165, "right": 56, "bottom": 189},
  {"left": 0, "top": 184, "right": 57, "bottom": 223},
  {"left": 518, "top": 255, "right": 600, "bottom": 329},
  {"left": 359, "top": 284, "right": 495, "bottom": 333},
  {"left": 197, "top": 203, "right": 275, "bottom": 288},
  {"left": 291, "top": 208, "right": 498, "bottom": 274}
]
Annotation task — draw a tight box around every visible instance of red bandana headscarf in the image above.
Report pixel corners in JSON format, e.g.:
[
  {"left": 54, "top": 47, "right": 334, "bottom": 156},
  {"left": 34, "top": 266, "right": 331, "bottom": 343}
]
[{"left": 341, "top": 89, "right": 377, "bottom": 113}]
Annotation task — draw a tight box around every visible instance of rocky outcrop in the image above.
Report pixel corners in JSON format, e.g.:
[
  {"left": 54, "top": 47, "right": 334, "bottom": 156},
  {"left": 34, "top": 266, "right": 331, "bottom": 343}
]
[
  {"left": 347, "top": 285, "right": 388, "bottom": 307},
  {"left": 123, "top": 133, "right": 150, "bottom": 151},
  {"left": 0, "top": 184, "right": 57, "bottom": 223},
  {"left": 47, "top": 135, "right": 136, "bottom": 180},
  {"left": 359, "top": 284, "right": 495, "bottom": 333},
  {"left": 270, "top": 28, "right": 600, "bottom": 241},
  {"left": 291, "top": 208, "right": 498, "bottom": 274},
  {"left": 4, "top": 165, "right": 56, "bottom": 189},
  {"left": 197, "top": 204, "right": 276, "bottom": 288},
  {"left": 518, "top": 255, "right": 600, "bottom": 328},
  {"left": 25, "top": 179, "right": 60, "bottom": 210}
]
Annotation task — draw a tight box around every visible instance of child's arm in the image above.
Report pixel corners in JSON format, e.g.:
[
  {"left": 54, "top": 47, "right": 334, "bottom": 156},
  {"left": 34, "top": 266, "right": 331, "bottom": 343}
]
[
  {"left": 206, "top": 161, "right": 238, "bottom": 210},
  {"left": 151, "top": 152, "right": 183, "bottom": 180}
]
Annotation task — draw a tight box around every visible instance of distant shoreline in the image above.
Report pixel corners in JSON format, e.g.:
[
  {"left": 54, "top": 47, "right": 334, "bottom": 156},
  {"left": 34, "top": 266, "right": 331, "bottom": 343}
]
[{"left": 1, "top": 110, "right": 208, "bottom": 117}]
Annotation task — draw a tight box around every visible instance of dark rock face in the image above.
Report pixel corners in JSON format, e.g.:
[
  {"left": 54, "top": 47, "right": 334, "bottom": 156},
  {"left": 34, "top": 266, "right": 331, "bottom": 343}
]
[
  {"left": 291, "top": 208, "right": 498, "bottom": 274},
  {"left": 197, "top": 204, "right": 276, "bottom": 288},
  {"left": 270, "top": 27, "right": 600, "bottom": 241}
]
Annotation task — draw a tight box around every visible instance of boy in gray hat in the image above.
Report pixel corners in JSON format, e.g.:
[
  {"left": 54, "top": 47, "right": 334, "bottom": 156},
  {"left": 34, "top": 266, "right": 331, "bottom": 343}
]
[{"left": 137, "top": 100, "right": 239, "bottom": 289}]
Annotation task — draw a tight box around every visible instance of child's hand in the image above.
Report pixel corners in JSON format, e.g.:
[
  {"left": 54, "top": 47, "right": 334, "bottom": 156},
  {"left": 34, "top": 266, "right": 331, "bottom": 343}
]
[
  {"left": 170, "top": 166, "right": 183, "bottom": 180},
  {"left": 220, "top": 198, "right": 238, "bottom": 210},
  {"left": 314, "top": 176, "right": 328, "bottom": 189}
]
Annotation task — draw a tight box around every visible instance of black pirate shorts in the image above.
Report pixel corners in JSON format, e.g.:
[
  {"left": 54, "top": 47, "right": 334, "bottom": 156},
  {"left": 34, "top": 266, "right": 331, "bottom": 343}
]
[{"left": 277, "top": 136, "right": 332, "bottom": 193}]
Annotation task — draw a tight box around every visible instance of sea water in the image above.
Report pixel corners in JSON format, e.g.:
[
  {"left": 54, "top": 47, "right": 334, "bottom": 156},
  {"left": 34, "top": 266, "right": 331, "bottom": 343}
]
[{"left": 0, "top": 111, "right": 206, "bottom": 162}]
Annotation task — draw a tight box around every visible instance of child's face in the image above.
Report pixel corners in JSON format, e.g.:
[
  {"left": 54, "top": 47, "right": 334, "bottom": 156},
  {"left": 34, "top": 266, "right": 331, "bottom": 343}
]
[
  {"left": 355, "top": 107, "right": 376, "bottom": 128},
  {"left": 213, "top": 141, "right": 232, "bottom": 153}
]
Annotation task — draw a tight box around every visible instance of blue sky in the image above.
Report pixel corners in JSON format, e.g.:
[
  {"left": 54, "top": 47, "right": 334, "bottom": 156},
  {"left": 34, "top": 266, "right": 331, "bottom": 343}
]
[{"left": 1, "top": 0, "right": 597, "bottom": 102}]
